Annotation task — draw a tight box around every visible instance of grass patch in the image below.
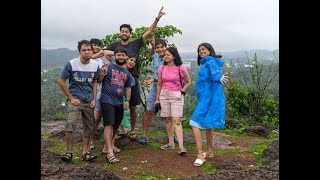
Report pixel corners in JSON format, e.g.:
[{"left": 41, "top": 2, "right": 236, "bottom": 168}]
[
  {"left": 202, "top": 162, "right": 217, "bottom": 174},
  {"left": 134, "top": 172, "right": 168, "bottom": 180},
  {"left": 41, "top": 133, "right": 50, "bottom": 141},
  {"left": 214, "top": 148, "right": 239, "bottom": 156},
  {"left": 47, "top": 138, "right": 84, "bottom": 164},
  {"left": 249, "top": 141, "right": 271, "bottom": 166},
  {"left": 268, "top": 129, "right": 279, "bottom": 140}
]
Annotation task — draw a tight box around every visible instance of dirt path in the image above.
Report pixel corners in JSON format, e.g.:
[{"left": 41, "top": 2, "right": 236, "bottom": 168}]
[{"left": 41, "top": 118, "right": 278, "bottom": 179}]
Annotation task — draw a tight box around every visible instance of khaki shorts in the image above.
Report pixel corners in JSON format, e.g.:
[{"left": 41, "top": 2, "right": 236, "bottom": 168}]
[
  {"left": 159, "top": 89, "right": 184, "bottom": 118},
  {"left": 65, "top": 101, "right": 95, "bottom": 137}
]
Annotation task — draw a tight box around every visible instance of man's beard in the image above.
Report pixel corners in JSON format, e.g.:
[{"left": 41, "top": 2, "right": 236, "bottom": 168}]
[
  {"left": 121, "top": 35, "right": 129, "bottom": 41},
  {"left": 116, "top": 59, "right": 126, "bottom": 66}
]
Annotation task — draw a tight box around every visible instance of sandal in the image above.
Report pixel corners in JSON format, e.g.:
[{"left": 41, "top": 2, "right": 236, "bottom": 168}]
[
  {"left": 115, "top": 132, "right": 127, "bottom": 140},
  {"left": 101, "top": 150, "right": 108, "bottom": 155},
  {"left": 82, "top": 153, "right": 97, "bottom": 161},
  {"left": 194, "top": 152, "right": 206, "bottom": 167},
  {"left": 128, "top": 132, "right": 137, "bottom": 141},
  {"left": 61, "top": 152, "right": 73, "bottom": 162},
  {"left": 105, "top": 154, "right": 120, "bottom": 164},
  {"left": 113, "top": 147, "right": 121, "bottom": 153}
]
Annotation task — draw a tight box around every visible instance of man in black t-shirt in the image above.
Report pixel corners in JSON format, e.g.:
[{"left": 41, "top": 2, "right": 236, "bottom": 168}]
[{"left": 105, "top": 6, "right": 166, "bottom": 141}]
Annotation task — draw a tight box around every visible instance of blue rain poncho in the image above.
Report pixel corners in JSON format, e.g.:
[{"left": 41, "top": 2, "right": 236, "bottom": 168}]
[{"left": 190, "top": 56, "right": 226, "bottom": 129}]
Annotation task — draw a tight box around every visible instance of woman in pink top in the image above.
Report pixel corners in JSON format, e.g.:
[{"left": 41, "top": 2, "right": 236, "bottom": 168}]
[{"left": 155, "top": 47, "right": 191, "bottom": 155}]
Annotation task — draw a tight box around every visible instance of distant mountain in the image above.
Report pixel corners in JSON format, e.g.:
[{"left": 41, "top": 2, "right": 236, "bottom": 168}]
[
  {"left": 180, "top": 49, "right": 279, "bottom": 61},
  {"left": 41, "top": 48, "right": 279, "bottom": 68},
  {"left": 41, "top": 48, "right": 78, "bottom": 68}
]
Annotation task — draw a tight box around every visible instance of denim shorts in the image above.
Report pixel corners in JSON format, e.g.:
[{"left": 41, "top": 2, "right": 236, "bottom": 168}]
[{"left": 146, "top": 83, "right": 157, "bottom": 111}]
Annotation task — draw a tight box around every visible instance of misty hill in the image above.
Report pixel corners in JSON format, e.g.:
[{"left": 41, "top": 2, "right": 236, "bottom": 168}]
[
  {"left": 41, "top": 48, "right": 78, "bottom": 68},
  {"left": 180, "top": 49, "right": 279, "bottom": 61},
  {"left": 41, "top": 48, "right": 279, "bottom": 68}
]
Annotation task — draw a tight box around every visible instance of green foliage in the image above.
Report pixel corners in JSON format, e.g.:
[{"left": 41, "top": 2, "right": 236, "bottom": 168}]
[
  {"left": 54, "top": 112, "right": 67, "bottom": 121},
  {"left": 249, "top": 141, "right": 271, "bottom": 166},
  {"left": 225, "top": 54, "right": 279, "bottom": 127},
  {"left": 267, "top": 129, "right": 279, "bottom": 139},
  {"left": 41, "top": 68, "right": 68, "bottom": 120},
  {"left": 101, "top": 25, "right": 182, "bottom": 109}
]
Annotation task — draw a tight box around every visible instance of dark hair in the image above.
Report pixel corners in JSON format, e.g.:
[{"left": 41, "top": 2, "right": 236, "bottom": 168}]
[
  {"left": 114, "top": 47, "right": 128, "bottom": 55},
  {"left": 197, "top": 43, "right": 222, "bottom": 66},
  {"left": 155, "top": 39, "right": 167, "bottom": 47},
  {"left": 164, "top": 47, "right": 182, "bottom": 66},
  {"left": 127, "top": 54, "right": 137, "bottom": 59},
  {"left": 77, "top": 40, "right": 91, "bottom": 52},
  {"left": 89, "top": 38, "right": 102, "bottom": 46},
  {"left": 120, "top": 24, "right": 133, "bottom": 33}
]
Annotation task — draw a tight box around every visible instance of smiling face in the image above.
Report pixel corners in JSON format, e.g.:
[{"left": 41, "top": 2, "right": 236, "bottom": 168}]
[
  {"left": 91, "top": 43, "right": 101, "bottom": 54},
  {"left": 115, "top": 52, "right": 127, "bottom": 66},
  {"left": 164, "top": 50, "right": 174, "bottom": 64},
  {"left": 155, "top": 43, "right": 166, "bottom": 57},
  {"left": 198, "top": 45, "right": 210, "bottom": 58},
  {"left": 120, "top": 27, "right": 131, "bottom": 41},
  {"left": 126, "top": 57, "right": 136, "bottom": 69}
]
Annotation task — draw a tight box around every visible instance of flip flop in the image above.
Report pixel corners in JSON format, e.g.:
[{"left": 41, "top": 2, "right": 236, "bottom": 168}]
[
  {"left": 194, "top": 152, "right": 206, "bottom": 167},
  {"left": 128, "top": 132, "right": 137, "bottom": 141}
]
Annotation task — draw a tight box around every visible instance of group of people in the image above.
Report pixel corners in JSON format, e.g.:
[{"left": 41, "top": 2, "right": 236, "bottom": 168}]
[{"left": 58, "top": 6, "right": 228, "bottom": 167}]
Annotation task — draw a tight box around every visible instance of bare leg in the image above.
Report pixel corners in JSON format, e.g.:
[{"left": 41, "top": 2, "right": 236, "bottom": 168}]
[
  {"left": 142, "top": 111, "right": 154, "bottom": 138},
  {"left": 206, "top": 129, "right": 214, "bottom": 157},
  {"left": 88, "top": 111, "right": 103, "bottom": 151},
  {"left": 82, "top": 136, "right": 90, "bottom": 155},
  {"left": 165, "top": 117, "right": 174, "bottom": 145},
  {"left": 65, "top": 131, "right": 74, "bottom": 153},
  {"left": 129, "top": 106, "right": 137, "bottom": 135},
  {"left": 192, "top": 126, "right": 204, "bottom": 159},
  {"left": 172, "top": 117, "right": 184, "bottom": 149},
  {"left": 103, "top": 125, "right": 114, "bottom": 156}
]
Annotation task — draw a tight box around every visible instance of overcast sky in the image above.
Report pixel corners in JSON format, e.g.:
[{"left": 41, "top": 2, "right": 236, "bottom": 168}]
[{"left": 41, "top": 0, "right": 278, "bottom": 52}]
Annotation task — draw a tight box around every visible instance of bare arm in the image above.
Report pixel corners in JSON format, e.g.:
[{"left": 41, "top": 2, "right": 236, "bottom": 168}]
[
  {"left": 58, "top": 78, "right": 81, "bottom": 105},
  {"left": 181, "top": 74, "right": 192, "bottom": 92},
  {"left": 89, "top": 79, "right": 98, "bottom": 108},
  {"left": 124, "top": 87, "right": 131, "bottom": 109},
  {"left": 92, "top": 50, "right": 114, "bottom": 59},
  {"left": 142, "top": 6, "right": 166, "bottom": 41},
  {"left": 155, "top": 73, "right": 163, "bottom": 103},
  {"left": 150, "top": 36, "right": 155, "bottom": 55}
]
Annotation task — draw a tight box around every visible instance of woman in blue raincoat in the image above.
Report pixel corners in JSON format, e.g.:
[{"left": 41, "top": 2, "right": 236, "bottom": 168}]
[{"left": 190, "top": 43, "right": 228, "bottom": 167}]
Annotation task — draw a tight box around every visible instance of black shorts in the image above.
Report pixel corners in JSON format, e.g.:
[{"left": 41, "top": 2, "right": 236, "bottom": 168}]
[
  {"left": 101, "top": 103, "right": 124, "bottom": 131},
  {"left": 130, "top": 78, "right": 141, "bottom": 106}
]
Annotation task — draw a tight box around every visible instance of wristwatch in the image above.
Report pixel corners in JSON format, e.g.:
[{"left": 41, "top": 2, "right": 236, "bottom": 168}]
[{"left": 181, "top": 91, "right": 186, "bottom": 96}]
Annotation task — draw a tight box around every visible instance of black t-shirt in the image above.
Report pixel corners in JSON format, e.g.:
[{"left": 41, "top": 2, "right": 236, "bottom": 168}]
[{"left": 107, "top": 37, "right": 144, "bottom": 77}]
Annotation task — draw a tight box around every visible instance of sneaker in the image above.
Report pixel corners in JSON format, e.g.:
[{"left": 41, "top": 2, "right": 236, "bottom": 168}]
[
  {"left": 137, "top": 136, "right": 147, "bottom": 144},
  {"left": 160, "top": 143, "right": 175, "bottom": 150},
  {"left": 174, "top": 136, "right": 178, "bottom": 144},
  {"left": 178, "top": 147, "right": 187, "bottom": 155}
]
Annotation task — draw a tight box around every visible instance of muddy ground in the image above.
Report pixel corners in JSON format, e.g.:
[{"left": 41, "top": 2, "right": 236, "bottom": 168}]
[{"left": 41, "top": 117, "right": 279, "bottom": 180}]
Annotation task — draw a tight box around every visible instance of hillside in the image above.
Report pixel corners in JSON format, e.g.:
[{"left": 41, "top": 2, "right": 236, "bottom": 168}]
[{"left": 41, "top": 48, "right": 279, "bottom": 68}]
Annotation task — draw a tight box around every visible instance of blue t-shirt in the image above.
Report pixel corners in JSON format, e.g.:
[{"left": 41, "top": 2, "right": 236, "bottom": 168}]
[
  {"left": 60, "top": 57, "right": 100, "bottom": 103},
  {"left": 152, "top": 53, "right": 165, "bottom": 78},
  {"left": 100, "top": 63, "right": 133, "bottom": 106},
  {"left": 149, "top": 53, "right": 164, "bottom": 91}
]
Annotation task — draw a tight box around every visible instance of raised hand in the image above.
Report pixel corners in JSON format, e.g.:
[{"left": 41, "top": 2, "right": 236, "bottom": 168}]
[
  {"left": 157, "top": 6, "right": 166, "bottom": 19},
  {"left": 220, "top": 72, "right": 229, "bottom": 84}
]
